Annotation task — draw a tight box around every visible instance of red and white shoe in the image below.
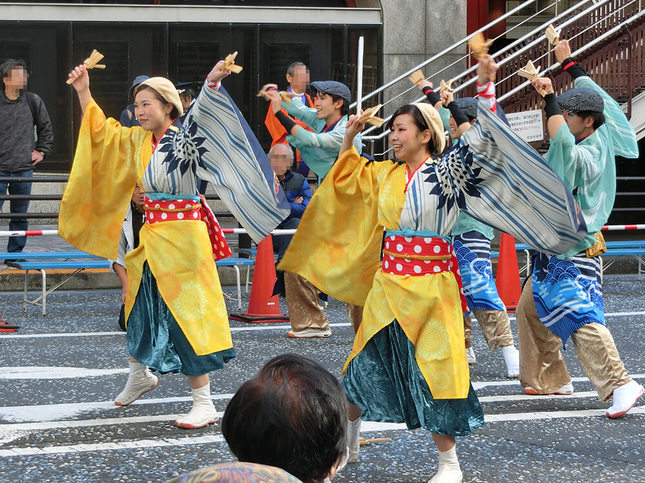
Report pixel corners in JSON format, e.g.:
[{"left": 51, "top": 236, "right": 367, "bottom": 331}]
[
  {"left": 174, "top": 383, "right": 219, "bottom": 429},
  {"left": 114, "top": 362, "right": 159, "bottom": 406},
  {"left": 606, "top": 381, "right": 644, "bottom": 419},
  {"left": 524, "top": 381, "right": 573, "bottom": 396}
]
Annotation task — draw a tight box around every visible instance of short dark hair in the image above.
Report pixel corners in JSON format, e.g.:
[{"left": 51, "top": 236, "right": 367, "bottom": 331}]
[
  {"left": 134, "top": 85, "right": 180, "bottom": 120},
  {"left": 577, "top": 110, "right": 605, "bottom": 130},
  {"left": 0, "top": 59, "right": 27, "bottom": 90},
  {"left": 286, "top": 61, "right": 308, "bottom": 77},
  {"left": 319, "top": 92, "right": 350, "bottom": 117},
  {"left": 387, "top": 104, "right": 436, "bottom": 154},
  {"left": 222, "top": 354, "right": 347, "bottom": 483}
]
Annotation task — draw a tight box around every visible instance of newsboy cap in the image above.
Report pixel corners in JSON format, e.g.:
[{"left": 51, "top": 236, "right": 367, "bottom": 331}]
[
  {"left": 556, "top": 87, "right": 604, "bottom": 114},
  {"left": 310, "top": 80, "right": 351, "bottom": 104},
  {"left": 453, "top": 97, "right": 478, "bottom": 121}
]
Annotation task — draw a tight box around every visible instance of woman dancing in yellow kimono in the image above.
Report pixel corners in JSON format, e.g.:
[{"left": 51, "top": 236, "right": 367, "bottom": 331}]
[
  {"left": 280, "top": 57, "right": 587, "bottom": 481},
  {"left": 62, "top": 61, "right": 288, "bottom": 429}
]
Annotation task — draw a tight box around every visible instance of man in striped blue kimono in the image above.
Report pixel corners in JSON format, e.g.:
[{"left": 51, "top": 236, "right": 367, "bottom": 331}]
[{"left": 516, "top": 39, "right": 643, "bottom": 418}]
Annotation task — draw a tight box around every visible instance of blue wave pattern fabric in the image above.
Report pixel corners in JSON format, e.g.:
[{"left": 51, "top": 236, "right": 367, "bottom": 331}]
[
  {"left": 531, "top": 252, "right": 604, "bottom": 344},
  {"left": 452, "top": 231, "right": 505, "bottom": 312}
]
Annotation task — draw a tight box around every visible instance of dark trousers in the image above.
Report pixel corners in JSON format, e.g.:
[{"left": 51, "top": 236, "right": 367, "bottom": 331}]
[
  {"left": 272, "top": 217, "right": 300, "bottom": 262},
  {"left": 0, "top": 169, "right": 33, "bottom": 252}
]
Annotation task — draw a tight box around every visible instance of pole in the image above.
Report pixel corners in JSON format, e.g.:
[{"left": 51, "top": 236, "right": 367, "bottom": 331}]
[{"left": 356, "top": 35, "right": 364, "bottom": 114}]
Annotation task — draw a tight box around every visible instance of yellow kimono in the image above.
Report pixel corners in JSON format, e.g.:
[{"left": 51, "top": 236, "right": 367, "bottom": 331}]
[
  {"left": 60, "top": 83, "right": 289, "bottom": 358},
  {"left": 281, "top": 147, "right": 469, "bottom": 399}
]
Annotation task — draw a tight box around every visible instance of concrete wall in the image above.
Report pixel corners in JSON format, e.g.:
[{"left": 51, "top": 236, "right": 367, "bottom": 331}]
[{"left": 358, "top": 0, "right": 468, "bottom": 115}]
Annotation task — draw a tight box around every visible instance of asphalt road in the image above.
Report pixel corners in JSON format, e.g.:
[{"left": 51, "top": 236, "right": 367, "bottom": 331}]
[{"left": 0, "top": 275, "right": 644, "bottom": 482}]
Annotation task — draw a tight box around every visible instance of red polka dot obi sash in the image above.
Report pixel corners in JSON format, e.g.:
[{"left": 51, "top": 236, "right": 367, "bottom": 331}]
[
  {"left": 143, "top": 195, "right": 232, "bottom": 261},
  {"left": 382, "top": 234, "right": 468, "bottom": 312}
]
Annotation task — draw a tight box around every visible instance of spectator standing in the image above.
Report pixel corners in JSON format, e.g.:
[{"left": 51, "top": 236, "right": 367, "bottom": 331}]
[{"left": 0, "top": 59, "right": 53, "bottom": 254}]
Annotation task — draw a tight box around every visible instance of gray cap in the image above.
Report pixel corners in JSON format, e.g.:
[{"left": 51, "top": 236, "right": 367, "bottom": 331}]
[
  {"left": 310, "top": 80, "right": 351, "bottom": 104},
  {"left": 453, "top": 97, "right": 478, "bottom": 121},
  {"left": 556, "top": 87, "right": 604, "bottom": 114}
]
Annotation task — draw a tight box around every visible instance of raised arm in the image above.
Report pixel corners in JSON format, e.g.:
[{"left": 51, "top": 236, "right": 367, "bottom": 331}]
[{"left": 67, "top": 65, "right": 93, "bottom": 115}]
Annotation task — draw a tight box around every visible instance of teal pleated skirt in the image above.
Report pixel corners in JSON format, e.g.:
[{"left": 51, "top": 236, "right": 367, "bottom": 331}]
[
  {"left": 126, "top": 263, "right": 236, "bottom": 377},
  {"left": 343, "top": 320, "right": 484, "bottom": 436}
]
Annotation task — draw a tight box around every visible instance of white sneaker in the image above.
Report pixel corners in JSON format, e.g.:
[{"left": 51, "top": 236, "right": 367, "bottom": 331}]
[
  {"left": 174, "top": 383, "right": 219, "bottom": 429},
  {"left": 524, "top": 381, "right": 573, "bottom": 396},
  {"left": 606, "top": 381, "right": 644, "bottom": 419},
  {"left": 347, "top": 417, "right": 361, "bottom": 463},
  {"left": 288, "top": 328, "right": 332, "bottom": 338},
  {"left": 501, "top": 345, "right": 520, "bottom": 378},
  {"left": 465, "top": 347, "right": 476, "bottom": 365},
  {"left": 428, "top": 465, "right": 463, "bottom": 483},
  {"left": 114, "top": 362, "right": 159, "bottom": 406}
]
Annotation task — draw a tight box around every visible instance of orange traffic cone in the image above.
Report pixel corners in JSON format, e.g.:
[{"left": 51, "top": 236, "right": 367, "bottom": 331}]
[
  {"left": 229, "top": 235, "right": 289, "bottom": 324},
  {"left": 495, "top": 233, "right": 522, "bottom": 313},
  {"left": 0, "top": 308, "right": 19, "bottom": 332}
]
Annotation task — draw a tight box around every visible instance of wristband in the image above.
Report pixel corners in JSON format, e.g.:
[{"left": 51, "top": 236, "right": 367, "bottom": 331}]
[
  {"left": 544, "top": 93, "right": 562, "bottom": 119},
  {"left": 561, "top": 57, "right": 587, "bottom": 79},
  {"left": 422, "top": 86, "right": 442, "bottom": 106},
  {"left": 275, "top": 110, "right": 297, "bottom": 133},
  {"left": 446, "top": 102, "right": 469, "bottom": 126}
]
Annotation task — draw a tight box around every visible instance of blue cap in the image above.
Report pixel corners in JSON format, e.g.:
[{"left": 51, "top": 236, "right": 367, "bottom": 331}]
[
  {"left": 310, "top": 80, "right": 351, "bottom": 104},
  {"left": 130, "top": 75, "right": 149, "bottom": 96},
  {"left": 557, "top": 87, "right": 604, "bottom": 114}
]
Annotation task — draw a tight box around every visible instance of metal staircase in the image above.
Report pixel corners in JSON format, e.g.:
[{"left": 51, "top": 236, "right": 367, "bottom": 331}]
[{"left": 356, "top": 0, "right": 645, "bottom": 157}]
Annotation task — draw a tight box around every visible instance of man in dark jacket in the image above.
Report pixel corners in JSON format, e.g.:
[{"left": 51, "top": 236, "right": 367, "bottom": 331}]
[{"left": 0, "top": 59, "right": 53, "bottom": 253}]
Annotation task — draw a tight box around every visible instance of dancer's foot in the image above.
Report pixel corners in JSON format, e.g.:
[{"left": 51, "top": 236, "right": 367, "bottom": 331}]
[
  {"left": 524, "top": 381, "right": 573, "bottom": 396},
  {"left": 347, "top": 417, "right": 361, "bottom": 463},
  {"left": 287, "top": 328, "right": 332, "bottom": 338},
  {"left": 501, "top": 345, "right": 519, "bottom": 378},
  {"left": 114, "top": 362, "right": 158, "bottom": 406},
  {"left": 465, "top": 347, "right": 476, "bottom": 365},
  {"left": 174, "top": 383, "right": 219, "bottom": 429},
  {"left": 428, "top": 466, "right": 463, "bottom": 483},
  {"left": 606, "top": 380, "right": 644, "bottom": 419},
  {"left": 428, "top": 446, "right": 463, "bottom": 483}
]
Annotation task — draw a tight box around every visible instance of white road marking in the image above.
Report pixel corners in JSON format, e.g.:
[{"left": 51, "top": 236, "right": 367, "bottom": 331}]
[
  {"left": 0, "top": 367, "right": 128, "bottom": 380},
  {"left": 473, "top": 373, "right": 644, "bottom": 390},
  {"left": 2, "top": 376, "right": 644, "bottom": 425},
  {"left": 0, "top": 434, "right": 226, "bottom": 457},
  {"left": 0, "top": 394, "right": 235, "bottom": 423},
  {"left": 1, "top": 406, "right": 643, "bottom": 458},
  {"left": 2, "top": 309, "right": 643, "bottom": 340}
]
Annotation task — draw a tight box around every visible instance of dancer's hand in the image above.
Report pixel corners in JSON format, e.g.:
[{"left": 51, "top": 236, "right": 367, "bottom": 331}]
[
  {"left": 68, "top": 65, "right": 90, "bottom": 93},
  {"left": 264, "top": 88, "right": 283, "bottom": 114},
  {"left": 441, "top": 89, "right": 454, "bottom": 106},
  {"left": 340, "top": 114, "right": 365, "bottom": 155},
  {"left": 477, "top": 55, "right": 498, "bottom": 84},
  {"left": 207, "top": 60, "right": 231, "bottom": 85},
  {"left": 554, "top": 40, "right": 572, "bottom": 64},
  {"left": 416, "top": 79, "right": 433, "bottom": 91},
  {"left": 531, "top": 77, "right": 554, "bottom": 96}
]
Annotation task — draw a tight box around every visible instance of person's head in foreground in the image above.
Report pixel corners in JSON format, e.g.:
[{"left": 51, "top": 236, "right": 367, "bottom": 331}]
[
  {"left": 222, "top": 353, "right": 348, "bottom": 482},
  {"left": 387, "top": 103, "right": 446, "bottom": 162}
]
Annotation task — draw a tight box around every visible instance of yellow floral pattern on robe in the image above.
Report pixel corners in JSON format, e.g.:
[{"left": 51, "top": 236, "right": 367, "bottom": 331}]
[
  {"left": 58, "top": 99, "right": 231, "bottom": 356},
  {"left": 279, "top": 147, "right": 469, "bottom": 399}
]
